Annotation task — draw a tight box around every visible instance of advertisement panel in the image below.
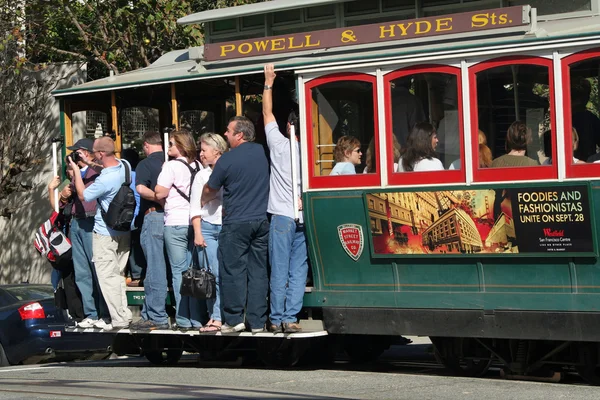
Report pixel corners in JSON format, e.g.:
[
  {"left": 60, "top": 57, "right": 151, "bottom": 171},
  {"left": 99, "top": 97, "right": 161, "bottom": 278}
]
[{"left": 366, "top": 185, "right": 596, "bottom": 256}]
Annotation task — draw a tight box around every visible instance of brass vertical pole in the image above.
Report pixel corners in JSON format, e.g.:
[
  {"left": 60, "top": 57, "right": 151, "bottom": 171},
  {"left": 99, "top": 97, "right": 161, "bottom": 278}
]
[
  {"left": 171, "top": 83, "right": 179, "bottom": 129},
  {"left": 64, "top": 101, "right": 73, "bottom": 149},
  {"left": 111, "top": 91, "right": 121, "bottom": 157},
  {"left": 235, "top": 76, "right": 243, "bottom": 116}
]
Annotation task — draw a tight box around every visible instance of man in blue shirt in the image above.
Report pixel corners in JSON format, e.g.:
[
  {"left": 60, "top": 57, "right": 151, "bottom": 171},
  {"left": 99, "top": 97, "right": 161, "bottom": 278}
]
[
  {"left": 201, "top": 116, "right": 270, "bottom": 333},
  {"left": 263, "top": 64, "right": 307, "bottom": 333},
  {"left": 70, "top": 136, "right": 132, "bottom": 330}
]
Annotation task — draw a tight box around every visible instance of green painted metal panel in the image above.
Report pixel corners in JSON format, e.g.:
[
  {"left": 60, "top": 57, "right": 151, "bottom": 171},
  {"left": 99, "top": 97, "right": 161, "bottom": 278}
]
[
  {"left": 303, "top": 181, "right": 600, "bottom": 312},
  {"left": 302, "top": 290, "right": 600, "bottom": 312},
  {"left": 307, "top": 192, "right": 395, "bottom": 291},
  {"left": 394, "top": 262, "right": 480, "bottom": 292},
  {"left": 482, "top": 262, "right": 572, "bottom": 293}
]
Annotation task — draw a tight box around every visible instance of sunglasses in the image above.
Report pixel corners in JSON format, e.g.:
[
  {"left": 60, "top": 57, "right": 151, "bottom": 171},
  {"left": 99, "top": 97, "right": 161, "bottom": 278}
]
[{"left": 168, "top": 141, "right": 175, "bottom": 148}]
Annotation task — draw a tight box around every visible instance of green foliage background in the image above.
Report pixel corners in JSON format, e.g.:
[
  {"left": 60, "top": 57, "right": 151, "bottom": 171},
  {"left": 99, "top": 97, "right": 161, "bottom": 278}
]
[{"left": 24, "top": 0, "right": 263, "bottom": 79}]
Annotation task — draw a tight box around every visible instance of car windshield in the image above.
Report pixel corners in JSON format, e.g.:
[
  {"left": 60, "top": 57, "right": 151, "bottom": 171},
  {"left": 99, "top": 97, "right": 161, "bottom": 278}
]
[{"left": 4, "top": 286, "right": 54, "bottom": 302}]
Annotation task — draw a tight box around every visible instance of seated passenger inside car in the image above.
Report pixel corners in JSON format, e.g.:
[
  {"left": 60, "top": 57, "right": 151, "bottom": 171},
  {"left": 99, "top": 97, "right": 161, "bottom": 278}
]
[
  {"left": 363, "top": 136, "right": 401, "bottom": 174},
  {"left": 449, "top": 129, "right": 491, "bottom": 170},
  {"left": 330, "top": 136, "right": 362, "bottom": 175},
  {"left": 491, "top": 121, "right": 539, "bottom": 167},
  {"left": 542, "top": 128, "right": 586, "bottom": 165},
  {"left": 397, "top": 122, "right": 444, "bottom": 172}
]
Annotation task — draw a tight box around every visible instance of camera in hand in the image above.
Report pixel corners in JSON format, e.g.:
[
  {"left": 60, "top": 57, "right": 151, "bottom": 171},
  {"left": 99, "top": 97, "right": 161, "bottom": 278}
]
[{"left": 69, "top": 151, "right": 82, "bottom": 164}]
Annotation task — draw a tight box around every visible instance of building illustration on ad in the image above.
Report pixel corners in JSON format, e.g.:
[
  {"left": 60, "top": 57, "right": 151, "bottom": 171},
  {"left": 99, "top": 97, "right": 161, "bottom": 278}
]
[{"left": 366, "top": 186, "right": 594, "bottom": 256}]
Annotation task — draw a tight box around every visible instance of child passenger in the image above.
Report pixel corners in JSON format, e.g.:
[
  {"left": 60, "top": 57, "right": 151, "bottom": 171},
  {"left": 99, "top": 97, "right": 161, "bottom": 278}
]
[{"left": 330, "top": 135, "right": 361, "bottom": 175}]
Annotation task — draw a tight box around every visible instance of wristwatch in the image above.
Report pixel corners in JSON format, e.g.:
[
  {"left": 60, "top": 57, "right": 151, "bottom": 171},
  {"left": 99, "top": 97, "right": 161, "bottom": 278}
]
[{"left": 264, "top": 85, "right": 273, "bottom": 90}]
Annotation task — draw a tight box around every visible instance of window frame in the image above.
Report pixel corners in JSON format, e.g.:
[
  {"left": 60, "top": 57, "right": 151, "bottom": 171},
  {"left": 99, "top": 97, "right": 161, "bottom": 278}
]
[
  {"left": 468, "top": 55, "right": 557, "bottom": 183},
  {"left": 384, "top": 64, "right": 465, "bottom": 186},
  {"left": 304, "top": 72, "right": 381, "bottom": 189},
  {"left": 561, "top": 47, "right": 600, "bottom": 179}
]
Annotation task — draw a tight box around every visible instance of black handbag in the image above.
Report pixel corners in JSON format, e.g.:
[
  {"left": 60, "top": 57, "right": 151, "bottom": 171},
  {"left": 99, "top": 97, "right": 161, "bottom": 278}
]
[{"left": 180, "top": 248, "right": 216, "bottom": 299}]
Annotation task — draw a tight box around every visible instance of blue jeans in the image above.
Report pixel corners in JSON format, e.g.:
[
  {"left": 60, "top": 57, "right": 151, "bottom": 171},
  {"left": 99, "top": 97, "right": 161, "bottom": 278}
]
[
  {"left": 140, "top": 211, "right": 168, "bottom": 325},
  {"left": 196, "top": 220, "right": 222, "bottom": 322},
  {"left": 164, "top": 225, "right": 204, "bottom": 328},
  {"left": 70, "top": 217, "right": 107, "bottom": 319},
  {"left": 51, "top": 269, "right": 61, "bottom": 290},
  {"left": 128, "top": 228, "right": 146, "bottom": 280},
  {"left": 268, "top": 215, "right": 308, "bottom": 325},
  {"left": 218, "top": 219, "right": 269, "bottom": 329}
]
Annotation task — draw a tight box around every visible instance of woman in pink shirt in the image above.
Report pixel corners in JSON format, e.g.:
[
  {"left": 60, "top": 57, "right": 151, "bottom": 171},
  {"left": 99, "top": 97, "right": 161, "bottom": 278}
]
[{"left": 155, "top": 130, "right": 203, "bottom": 330}]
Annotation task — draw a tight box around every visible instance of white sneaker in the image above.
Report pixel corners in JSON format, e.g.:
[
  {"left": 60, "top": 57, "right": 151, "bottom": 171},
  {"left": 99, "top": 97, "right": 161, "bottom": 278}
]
[
  {"left": 93, "top": 319, "right": 111, "bottom": 329},
  {"left": 77, "top": 317, "right": 98, "bottom": 328}
]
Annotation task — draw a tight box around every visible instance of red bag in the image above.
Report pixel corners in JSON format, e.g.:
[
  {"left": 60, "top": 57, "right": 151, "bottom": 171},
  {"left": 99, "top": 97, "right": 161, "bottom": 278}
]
[{"left": 34, "top": 211, "right": 72, "bottom": 269}]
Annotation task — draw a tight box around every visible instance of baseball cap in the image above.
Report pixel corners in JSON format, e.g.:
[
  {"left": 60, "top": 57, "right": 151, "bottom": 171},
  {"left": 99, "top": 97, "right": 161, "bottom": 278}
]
[{"left": 67, "top": 138, "right": 94, "bottom": 152}]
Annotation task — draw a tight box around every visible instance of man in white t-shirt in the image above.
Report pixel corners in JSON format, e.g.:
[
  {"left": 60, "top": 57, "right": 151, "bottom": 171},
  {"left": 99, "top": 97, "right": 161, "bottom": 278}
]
[{"left": 263, "top": 64, "right": 308, "bottom": 334}]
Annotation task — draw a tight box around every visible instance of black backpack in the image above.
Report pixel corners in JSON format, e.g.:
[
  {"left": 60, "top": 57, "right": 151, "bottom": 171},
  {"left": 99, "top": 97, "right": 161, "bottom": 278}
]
[
  {"left": 100, "top": 160, "right": 136, "bottom": 231},
  {"left": 172, "top": 159, "right": 201, "bottom": 202}
]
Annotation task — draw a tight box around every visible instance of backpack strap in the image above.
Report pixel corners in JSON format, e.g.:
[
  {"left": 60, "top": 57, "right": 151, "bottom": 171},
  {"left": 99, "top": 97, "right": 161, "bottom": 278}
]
[
  {"left": 97, "top": 160, "right": 132, "bottom": 214},
  {"left": 171, "top": 159, "right": 199, "bottom": 202},
  {"left": 121, "top": 160, "right": 131, "bottom": 186}
]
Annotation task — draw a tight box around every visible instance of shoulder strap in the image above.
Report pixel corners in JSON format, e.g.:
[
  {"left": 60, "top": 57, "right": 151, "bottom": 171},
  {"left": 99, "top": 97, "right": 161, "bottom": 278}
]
[
  {"left": 172, "top": 159, "right": 195, "bottom": 175},
  {"left": 121, "top": 160, "right": 131, "bottom": 186},
  {"left": 171, "top": 159, "right": 199, "bottom": 202},
  {"left": 96, "top": 161, "right": 132, "bottom": 214}
]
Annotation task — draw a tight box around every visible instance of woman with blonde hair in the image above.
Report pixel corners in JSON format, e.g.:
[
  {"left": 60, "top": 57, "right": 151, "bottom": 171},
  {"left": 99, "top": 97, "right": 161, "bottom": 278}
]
[
  {"left": 155, "top": 129, "right": 203, "bottom": 331},
  {"left": 478, "top": 130, "right": 493, "bottom": 168},
  {"left": 330, "top": 135, "right": 361, "bottom": 175},
  {"left": 189, "top": 133, "right": 228, "bottom": 332},
  {"left": 449, "top": 130, "right": 491, "bottom": 169}
]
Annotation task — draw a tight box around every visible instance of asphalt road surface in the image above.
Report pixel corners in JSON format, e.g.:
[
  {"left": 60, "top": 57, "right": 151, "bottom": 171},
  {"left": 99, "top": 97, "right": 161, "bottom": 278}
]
[{"left": 0, "top": 337, "right": 597, "bottom": 400}]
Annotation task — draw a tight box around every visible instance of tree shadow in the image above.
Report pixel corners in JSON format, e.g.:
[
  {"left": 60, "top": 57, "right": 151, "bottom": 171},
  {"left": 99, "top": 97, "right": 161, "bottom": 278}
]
[{"left": 0, "top": 63, "right": 86, "bottom": 285}]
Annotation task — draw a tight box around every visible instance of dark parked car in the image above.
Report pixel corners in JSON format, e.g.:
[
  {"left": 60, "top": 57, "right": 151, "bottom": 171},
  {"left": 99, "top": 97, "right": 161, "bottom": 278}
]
[{"left": 0, "top": 284, "right": 114, "bottom": 366}]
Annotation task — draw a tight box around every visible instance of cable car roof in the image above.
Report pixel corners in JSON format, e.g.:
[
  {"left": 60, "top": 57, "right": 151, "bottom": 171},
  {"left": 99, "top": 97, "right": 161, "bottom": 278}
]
[
  {"left": 52, "top": 14, "right": 600, "bottom": 97},
  {"left": 178, "top": 0, "right": 351, "bottom": 26}
]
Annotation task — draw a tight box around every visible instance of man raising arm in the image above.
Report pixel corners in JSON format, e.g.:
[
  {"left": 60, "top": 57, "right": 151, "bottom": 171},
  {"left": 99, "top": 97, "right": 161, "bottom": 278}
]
[{"left": 262, "top": 63, "right": 308, "bottom": 333}]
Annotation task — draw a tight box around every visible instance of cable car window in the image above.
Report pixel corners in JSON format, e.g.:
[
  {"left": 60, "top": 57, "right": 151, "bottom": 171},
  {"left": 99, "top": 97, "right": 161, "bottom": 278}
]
[
  {"left": 469, "top": 57, "right": 556, "bottom": 182},
  {"left": 305, "top": 73, "right": 381, "bottom": 189},
  {"left": 569, "top": 61, "right": 600, "bottom": 163},
  {"left": 311, "top": 81, "right": 374, "bottom": 176},
  {"left": 385, "top": 66, "right": 464, "bottom": 186},
  {"left": 562, "top": 49, "right": 600, "bottom": 178}
]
